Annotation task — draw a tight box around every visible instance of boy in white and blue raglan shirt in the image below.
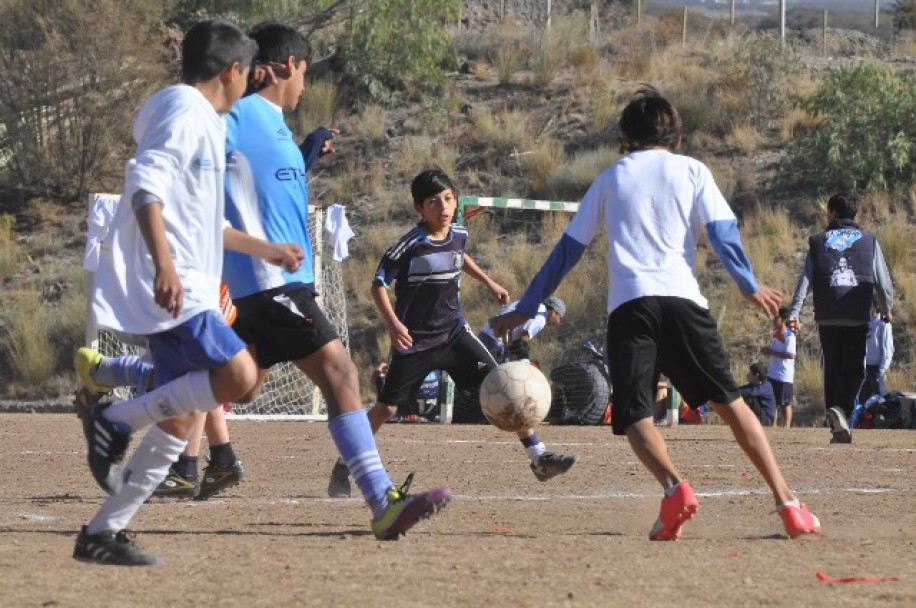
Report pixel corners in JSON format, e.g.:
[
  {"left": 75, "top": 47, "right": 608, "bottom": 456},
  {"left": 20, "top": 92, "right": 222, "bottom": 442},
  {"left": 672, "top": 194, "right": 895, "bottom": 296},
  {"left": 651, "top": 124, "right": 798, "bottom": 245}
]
[
  {"left": 490, "top": 89, "right": 820, "bottom": 542},
  {"left": 222, "top": 23, "right": 450, "bottom": 540},
  {"left": 76, "top": 20, "right": 305, "bottom": 566},
  {"left": 762, "top": 307, "right": 796, "bottom": 428}
]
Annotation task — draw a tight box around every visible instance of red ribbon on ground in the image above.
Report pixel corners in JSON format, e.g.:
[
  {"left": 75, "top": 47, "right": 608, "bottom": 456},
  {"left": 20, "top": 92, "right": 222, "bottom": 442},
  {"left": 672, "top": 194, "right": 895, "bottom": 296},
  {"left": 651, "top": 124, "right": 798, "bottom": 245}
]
[{"left": 816, "top": 571, "right": 902, "bottom": 584}]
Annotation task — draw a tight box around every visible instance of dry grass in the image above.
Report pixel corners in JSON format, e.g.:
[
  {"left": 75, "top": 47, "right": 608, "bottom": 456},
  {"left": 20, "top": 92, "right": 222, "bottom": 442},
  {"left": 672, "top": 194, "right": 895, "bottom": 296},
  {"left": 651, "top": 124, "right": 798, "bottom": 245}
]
[
  {"left": 726, "top": 123, "right": 762, "bottom": 153},
  {"left": 295, "top": 79, "right": 339, "bottom": 132},
  {"left": 470, "top": 107, "right": 533, "bottom": 155},
  {"left": 3, "top": 293, "right": 58, "bottom": 387},
  {"left": 522, "top": 141, "right": 566, "bottom": 195},
  {"left": 351, "top": 104, "right": 388, "bottom": 144},
  {"left": 0, "top": 214, "right": 22, "bottom": 281},
  {"left": 874, "top": 221, "right": 910, "bottom": 281},
  {"left": 542, "top": 146, "right": 619, "bottom": 201}
]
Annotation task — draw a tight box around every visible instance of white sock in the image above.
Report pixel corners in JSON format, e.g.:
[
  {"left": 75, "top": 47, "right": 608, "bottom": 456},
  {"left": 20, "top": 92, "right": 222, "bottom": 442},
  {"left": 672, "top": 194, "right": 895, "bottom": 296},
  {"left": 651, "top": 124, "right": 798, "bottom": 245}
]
[
  {"left": 524, "top": 442, "right": 546, "bottom": 465},
  {"left": 103, "top": 371, "right": 219, "bottom": 431},
  {"left": 86, "top": 426, "right": 187, "bottom": 535}
]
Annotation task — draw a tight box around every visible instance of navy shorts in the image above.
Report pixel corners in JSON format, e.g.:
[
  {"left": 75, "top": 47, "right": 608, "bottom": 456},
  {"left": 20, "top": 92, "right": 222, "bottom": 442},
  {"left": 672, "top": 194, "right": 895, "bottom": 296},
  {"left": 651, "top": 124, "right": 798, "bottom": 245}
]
[
  {"left": 146, "top": 310, "right": 247, "bottom": 387},
  {"left": 380, "top": 322, "right": 497, "bottom": 408},
  {"left": 606, "top": 296, "right": 738, "bottom": 435},
  {"left": 231, "top": 284, "right": 340, "bottom": 369},
  {"left": 768, "top": 378, "right": 794, "bottom": 406}
]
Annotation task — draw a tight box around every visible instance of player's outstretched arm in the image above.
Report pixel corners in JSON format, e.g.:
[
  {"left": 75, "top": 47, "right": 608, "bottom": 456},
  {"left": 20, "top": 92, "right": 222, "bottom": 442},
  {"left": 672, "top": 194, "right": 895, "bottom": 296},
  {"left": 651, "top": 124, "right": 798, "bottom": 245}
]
[
  {"left": 135, "top": 201, "right": 183, "bottom": 318},
  {"left": 488, "top": 311, "right": 530, "bottom": 343},
  {"left": 462, "top": 254, "right": 510, "bottom": 305},
  {"left": 223, "top": 227, "right": 304, "bottom": 272}
]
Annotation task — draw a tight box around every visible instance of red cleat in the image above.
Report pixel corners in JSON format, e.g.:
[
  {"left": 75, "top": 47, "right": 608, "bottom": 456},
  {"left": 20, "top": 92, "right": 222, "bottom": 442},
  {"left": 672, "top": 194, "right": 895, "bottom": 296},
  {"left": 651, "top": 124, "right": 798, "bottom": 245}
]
[
  {"left": 649, "top": 481, "right": 699, "bottom": 541},
  {"left": 779, "top": 502, "right": 821, "bottom": 538}
]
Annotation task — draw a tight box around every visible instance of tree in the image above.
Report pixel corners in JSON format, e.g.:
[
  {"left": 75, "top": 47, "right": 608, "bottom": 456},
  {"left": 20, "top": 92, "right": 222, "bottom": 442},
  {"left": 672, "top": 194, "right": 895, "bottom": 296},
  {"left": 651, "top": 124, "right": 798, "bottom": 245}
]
[
  {"left": 0, "top": 0, "right": 167, "bottom": 201},
  {"left": 892, "top": 0, "right": 916, "bottom": 32},
  {"left": 784, "top": 65, "right": 916, "bottom": 193},
  {"left": 337, "top": 0, "right": 460, "bottom": 103}
]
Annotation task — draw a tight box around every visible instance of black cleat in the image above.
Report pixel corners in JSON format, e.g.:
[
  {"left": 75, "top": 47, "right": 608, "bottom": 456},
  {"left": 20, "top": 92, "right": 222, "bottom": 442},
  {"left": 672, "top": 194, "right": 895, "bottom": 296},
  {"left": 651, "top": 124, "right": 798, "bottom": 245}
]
[
  {"left": 81, "top": 402, "right": 130, "bottom": 494},
  {"left": 73, "top": 526, "right": 159, "bottom": 566}
]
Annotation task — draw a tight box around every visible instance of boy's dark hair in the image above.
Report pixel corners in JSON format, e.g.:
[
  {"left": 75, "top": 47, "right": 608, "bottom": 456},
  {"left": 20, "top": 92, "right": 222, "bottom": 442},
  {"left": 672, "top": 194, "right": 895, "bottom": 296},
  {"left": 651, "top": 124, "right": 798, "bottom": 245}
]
[
  {"left": 249, "top": 22, "right": 311, "bottom": 64},
  {"left": 778, "top": 307, "right": 791, "bottom": 320},
  {"left": 827, "top": 192, "right": 858, "bottom": 220},
  {"left": 749, "top": 362, "right": 767, "bottom": 382},
  {"left": 181, "top": 19, "right": 257, "bottom": 85},
  {"left": 618, "top": 87, "right": 682, "bottom": 154},
  {"left": 411, "top": 169, "right": 457, "bottom": 205}
]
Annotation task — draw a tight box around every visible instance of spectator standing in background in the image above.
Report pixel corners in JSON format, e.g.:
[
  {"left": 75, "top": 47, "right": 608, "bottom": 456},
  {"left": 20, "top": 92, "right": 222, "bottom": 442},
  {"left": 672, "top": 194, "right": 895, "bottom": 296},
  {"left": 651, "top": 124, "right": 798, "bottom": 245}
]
[{"left": 762, "top": 308, "right": 796, "bottom": 428}]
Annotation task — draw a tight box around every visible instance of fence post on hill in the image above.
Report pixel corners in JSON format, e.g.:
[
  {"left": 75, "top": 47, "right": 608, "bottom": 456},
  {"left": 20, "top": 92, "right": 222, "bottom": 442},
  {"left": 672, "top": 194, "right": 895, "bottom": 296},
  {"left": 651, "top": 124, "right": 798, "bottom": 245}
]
[
  {"left": 875, "top": 0, "right": 880, "bottom": 29},
  {"left": 823, "top": 10, "right": 828, "bottom": 57},
  {"left": 730, "top": 0, "right": 736, "bottom": 25},
  {"left": 779, "top": 0, "right": 786, "bottom": 46},
  {"left": 682, "top": 7, "right": 688, "bottom": 48}
]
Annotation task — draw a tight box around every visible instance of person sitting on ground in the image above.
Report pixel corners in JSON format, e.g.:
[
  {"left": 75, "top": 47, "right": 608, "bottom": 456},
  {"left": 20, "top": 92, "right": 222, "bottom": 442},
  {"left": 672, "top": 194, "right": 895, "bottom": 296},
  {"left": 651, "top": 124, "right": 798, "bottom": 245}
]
[{"left": 738, "top": 362, "right": 776, "bottom": 427}]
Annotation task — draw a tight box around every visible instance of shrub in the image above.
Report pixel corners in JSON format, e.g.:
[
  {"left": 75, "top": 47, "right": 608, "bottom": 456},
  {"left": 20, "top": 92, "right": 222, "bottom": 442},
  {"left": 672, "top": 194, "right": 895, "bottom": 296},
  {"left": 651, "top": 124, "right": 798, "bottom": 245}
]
[
  {"left": 0, "top": 0, "right": 167, "bottom": 201},
  {"left": 784, "top": 65, "right": 916, "bottom": 193}
]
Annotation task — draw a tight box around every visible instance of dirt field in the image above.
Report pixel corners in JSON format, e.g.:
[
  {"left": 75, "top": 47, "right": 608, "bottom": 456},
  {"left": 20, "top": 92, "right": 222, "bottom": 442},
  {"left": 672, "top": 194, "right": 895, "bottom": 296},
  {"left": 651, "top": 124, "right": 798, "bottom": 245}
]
[{"left": 0, "top": 414, "right": 913, "bottom": 607}]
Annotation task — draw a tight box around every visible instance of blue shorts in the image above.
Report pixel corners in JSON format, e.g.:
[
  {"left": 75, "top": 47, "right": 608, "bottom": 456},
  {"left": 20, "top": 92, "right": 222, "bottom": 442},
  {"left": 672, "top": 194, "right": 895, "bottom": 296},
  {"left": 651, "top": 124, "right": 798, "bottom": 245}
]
[
  {"left": 146, "top": 310, "right": 247, "bottom": 387},
  {"left": 768, "top": 378, "right": 794, "bottom": 407}
]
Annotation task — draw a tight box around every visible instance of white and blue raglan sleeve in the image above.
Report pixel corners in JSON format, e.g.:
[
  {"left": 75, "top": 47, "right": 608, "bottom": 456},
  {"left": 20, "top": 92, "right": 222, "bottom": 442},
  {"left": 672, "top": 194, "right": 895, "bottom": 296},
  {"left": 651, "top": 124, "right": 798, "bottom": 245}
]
[
  {"left": 516, "top": 178, "right": 604, "bottom": 317},
  {"left": 694, "top": 163, "right": 758, "bottom": 295}
]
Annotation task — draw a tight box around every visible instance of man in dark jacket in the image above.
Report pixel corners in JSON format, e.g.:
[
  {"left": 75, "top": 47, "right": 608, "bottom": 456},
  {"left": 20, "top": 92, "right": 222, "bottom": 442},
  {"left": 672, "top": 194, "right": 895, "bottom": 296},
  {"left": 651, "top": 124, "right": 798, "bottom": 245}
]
[{"left": 789, "top": 192, "right": 894, "bottom": 444}]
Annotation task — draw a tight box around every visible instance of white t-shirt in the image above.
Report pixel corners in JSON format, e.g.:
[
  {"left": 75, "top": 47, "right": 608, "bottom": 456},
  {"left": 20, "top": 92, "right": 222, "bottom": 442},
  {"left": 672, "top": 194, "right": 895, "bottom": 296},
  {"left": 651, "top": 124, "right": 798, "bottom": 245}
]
[
  {"left": 564, "top": 149, "right": 754, "bottom": 314},
  {"left": 766, "top": 329, "right": 796, "bottom": 382},
  {"left": 91, "top": 85, "right": 225, "bottom": 335},
  {"left": 481, "top": 301, "right": 549, "bottom": 344}
]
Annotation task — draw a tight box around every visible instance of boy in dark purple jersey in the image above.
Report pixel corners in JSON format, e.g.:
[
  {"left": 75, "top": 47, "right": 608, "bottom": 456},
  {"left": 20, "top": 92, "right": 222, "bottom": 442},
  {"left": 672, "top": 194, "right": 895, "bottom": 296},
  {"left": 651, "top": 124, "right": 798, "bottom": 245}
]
[{"left": 327, "top": 169, "right": 579, "bottom": 497}]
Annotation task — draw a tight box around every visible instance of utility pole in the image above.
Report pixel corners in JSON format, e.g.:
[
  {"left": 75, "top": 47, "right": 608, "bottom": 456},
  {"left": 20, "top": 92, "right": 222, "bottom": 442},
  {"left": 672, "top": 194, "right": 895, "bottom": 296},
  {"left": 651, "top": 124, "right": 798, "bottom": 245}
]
[
  {"left": 731, "top": 0, "right": 736, "bottom": 26},
  {"left": 875, "top": 0, "right": 880, "bottom": 29},
  {"left": 780, "top": 0, "right": 786, "bottom": 46}
]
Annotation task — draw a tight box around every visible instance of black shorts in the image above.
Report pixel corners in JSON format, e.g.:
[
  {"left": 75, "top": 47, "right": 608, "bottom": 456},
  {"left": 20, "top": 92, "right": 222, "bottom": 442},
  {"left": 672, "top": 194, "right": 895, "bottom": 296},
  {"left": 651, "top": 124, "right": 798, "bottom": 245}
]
[
  {"left": 231, "top": 284, "right": 339, "bottom": 369},
  {"left": 606, "top": 296, "right": 738, "bottom": 435},
  {"left": 380, "top": 322, "right": 497, "bottom": 408},
  {"left": 768, "top": 378, "right": 794, "bottom": 406}
]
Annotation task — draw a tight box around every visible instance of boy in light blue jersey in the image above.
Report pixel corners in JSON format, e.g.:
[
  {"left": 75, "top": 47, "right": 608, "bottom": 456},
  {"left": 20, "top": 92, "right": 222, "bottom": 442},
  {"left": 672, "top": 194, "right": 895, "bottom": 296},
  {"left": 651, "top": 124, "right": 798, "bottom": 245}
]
[
  {"left": 491, "top": 88, "right": 820, "bottom": 541},
  {"left": 222, "top": 22, "right": 450, "bottom": 540}
]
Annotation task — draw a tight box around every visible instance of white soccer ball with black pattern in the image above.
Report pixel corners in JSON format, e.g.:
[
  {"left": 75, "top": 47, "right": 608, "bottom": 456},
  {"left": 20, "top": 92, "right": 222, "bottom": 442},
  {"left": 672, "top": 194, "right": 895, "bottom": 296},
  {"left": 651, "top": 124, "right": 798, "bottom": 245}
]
[{"left": 480, "top": 361, "right": 552, "bottom": 432}]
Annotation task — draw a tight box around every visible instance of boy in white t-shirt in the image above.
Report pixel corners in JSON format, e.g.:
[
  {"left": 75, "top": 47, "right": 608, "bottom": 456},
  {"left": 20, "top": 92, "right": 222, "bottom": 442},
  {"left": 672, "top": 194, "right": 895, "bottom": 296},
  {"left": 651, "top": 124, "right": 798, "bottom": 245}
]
[
  {"left": 74, "top": 19, "right": 303, "bottom": 566},
  {"left": 762, "top": 307, "right": 796, "bottom": 428},
  {"left": 490, "top": 88, "right": 820, "bottom": 541}
]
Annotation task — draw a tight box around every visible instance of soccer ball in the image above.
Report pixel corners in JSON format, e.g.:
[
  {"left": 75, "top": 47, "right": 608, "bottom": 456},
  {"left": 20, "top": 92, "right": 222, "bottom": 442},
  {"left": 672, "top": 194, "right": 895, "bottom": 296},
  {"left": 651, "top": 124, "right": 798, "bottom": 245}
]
[{"left": 480, "top": 361, "right": 552, "bottom": 432}]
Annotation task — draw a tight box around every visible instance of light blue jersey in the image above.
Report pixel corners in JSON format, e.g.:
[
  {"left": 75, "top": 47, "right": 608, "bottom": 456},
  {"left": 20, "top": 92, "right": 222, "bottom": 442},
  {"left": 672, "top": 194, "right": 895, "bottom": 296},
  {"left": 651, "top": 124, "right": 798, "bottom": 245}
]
[{"left": 223, "top": 94, "right": 314, "bottom": 298}]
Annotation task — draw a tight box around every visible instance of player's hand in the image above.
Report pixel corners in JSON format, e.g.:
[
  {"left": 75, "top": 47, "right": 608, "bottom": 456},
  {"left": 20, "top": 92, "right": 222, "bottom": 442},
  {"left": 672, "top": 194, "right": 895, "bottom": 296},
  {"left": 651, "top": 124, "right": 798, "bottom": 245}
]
[
  {"left": 320, "top": 128, "right": 340, "bottom": 156},
  {"left": 249, "top": 61, "right": 290, "bottom": 90},
  {"left": 491, "top": 283, "right": 510, "bottom": 305},
  {"left": 266, "top": 243, "right": 304, "bottom": 272},
  {"left": 388, "top": 320, "right": 413, "bottom": 352},
  {"left": 787, "top": 316, "right": 802, "bottom": 334},
  {"left": 153, "top": 266, "right": 184, "bottom": 318},
  {"left": 489, "top": 311, "right": 528, "bottom": 342},
  {"left": 742, "top": 284, "right": 781, "bottom": 319}
]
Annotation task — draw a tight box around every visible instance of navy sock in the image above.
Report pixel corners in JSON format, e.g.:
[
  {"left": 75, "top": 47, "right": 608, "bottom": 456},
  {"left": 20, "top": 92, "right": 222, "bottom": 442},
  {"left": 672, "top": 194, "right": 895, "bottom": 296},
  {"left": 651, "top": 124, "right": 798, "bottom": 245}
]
[
  {"left": 175, "top": 455, "right": 199, "bottom": 481},
  {"left": 521, "top": 433, "right": 541, "bottom": 448},
  {"left": 209, "top": 443, "right": 237, "bottom": 469}
]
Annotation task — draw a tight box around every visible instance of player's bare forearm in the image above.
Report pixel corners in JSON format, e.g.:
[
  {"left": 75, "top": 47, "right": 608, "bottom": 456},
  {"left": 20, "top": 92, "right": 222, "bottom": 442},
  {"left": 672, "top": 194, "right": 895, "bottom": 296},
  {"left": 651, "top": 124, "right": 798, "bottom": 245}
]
[
  {"left": 223, "top": 228, "right": 303, "bottom": 271},
  {"left": 135, "top": 202, "right": 183, "bottom": 317},
  {"left": 742, "top": 284, "right": 781, "bottom": 319},
  {"left": 462, "top": 254, "right": 510, "bottom": 304},
  {"left": 489, "top": 311, "right": 529, "bottom": 342},
  {"left": 370, "top": 283, "right": 412, "bottom": 350}
]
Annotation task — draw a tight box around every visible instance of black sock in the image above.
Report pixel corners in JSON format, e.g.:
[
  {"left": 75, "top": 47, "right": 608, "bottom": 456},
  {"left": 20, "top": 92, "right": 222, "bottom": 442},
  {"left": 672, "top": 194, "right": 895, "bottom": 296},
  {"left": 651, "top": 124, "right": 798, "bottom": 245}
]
[
  {"left": 175, "top": 455, "right": 199, "bottom": 481},
  {"left": 209, "top": 442, "right": 237, "bottom": 469}
]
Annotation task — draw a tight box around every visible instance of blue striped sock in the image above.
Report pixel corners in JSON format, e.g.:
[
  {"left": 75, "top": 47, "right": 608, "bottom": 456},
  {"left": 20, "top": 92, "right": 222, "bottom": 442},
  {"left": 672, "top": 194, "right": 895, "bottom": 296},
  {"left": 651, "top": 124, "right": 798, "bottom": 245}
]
[{"left": 329, "top": 410, "right": 393, "bottom": 518}]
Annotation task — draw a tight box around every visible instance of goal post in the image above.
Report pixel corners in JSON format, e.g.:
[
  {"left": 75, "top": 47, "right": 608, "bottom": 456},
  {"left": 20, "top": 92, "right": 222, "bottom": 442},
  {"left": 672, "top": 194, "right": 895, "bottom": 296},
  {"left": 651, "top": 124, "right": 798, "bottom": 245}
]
[{"left": 83, "top": 193, "right": 349, "bottom": 421}]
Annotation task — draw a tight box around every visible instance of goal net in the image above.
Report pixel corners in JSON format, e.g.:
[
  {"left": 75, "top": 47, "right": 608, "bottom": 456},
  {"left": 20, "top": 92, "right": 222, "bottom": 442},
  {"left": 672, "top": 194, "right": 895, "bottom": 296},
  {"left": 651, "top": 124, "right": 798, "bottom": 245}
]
[{"left": 85, "top": 193, "right": 348, "bottom": 420}]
